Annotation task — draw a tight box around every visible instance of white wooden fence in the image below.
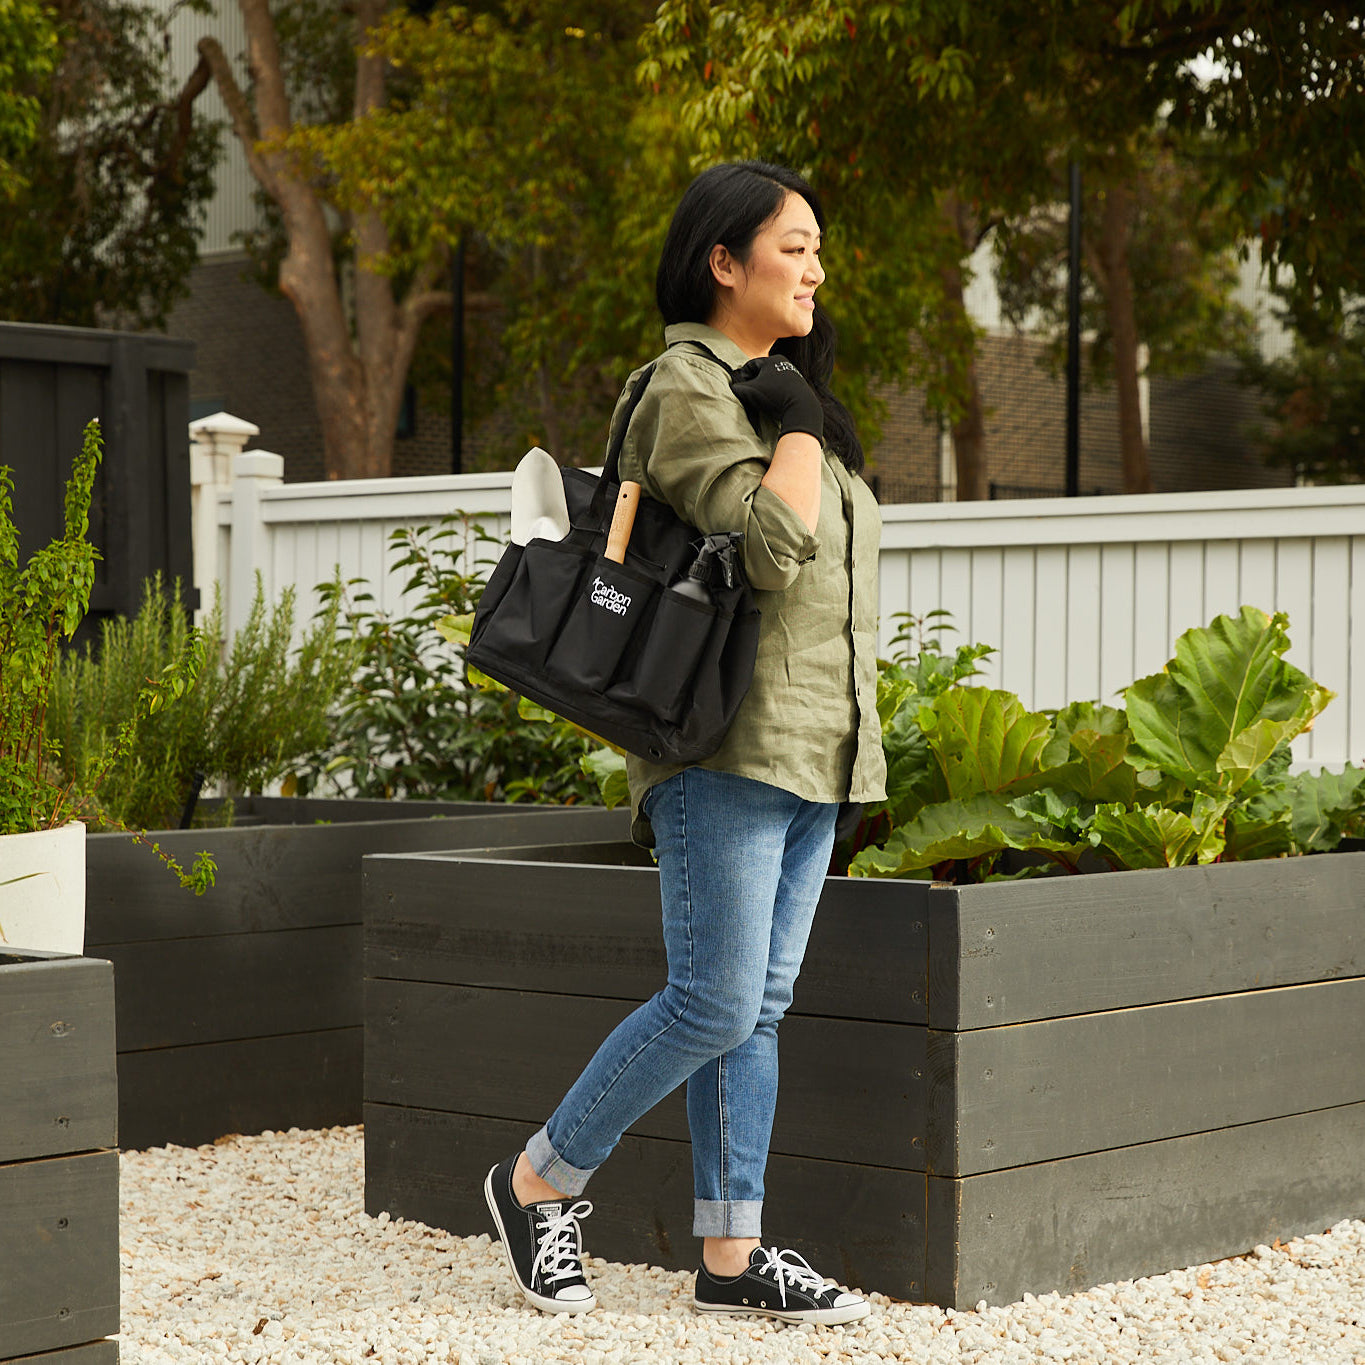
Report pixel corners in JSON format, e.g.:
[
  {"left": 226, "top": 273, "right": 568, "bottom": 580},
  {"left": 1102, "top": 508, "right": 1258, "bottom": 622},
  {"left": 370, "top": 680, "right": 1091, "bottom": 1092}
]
[{"left": 192, "top": 415, "right": 1365, "bottom": 771}]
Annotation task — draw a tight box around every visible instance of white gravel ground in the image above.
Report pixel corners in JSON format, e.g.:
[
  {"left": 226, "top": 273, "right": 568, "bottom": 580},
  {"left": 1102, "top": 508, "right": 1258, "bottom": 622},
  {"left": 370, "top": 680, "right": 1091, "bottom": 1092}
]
[{"left": 118, "top": 1125, "right": 1365, "bottom": 1364}]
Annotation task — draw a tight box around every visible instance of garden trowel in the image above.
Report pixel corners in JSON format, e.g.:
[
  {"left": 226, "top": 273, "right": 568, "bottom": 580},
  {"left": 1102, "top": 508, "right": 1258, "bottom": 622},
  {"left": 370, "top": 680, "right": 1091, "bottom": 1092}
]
[{"left": 509, "top": 446, "right": 571, "bottom": 545}]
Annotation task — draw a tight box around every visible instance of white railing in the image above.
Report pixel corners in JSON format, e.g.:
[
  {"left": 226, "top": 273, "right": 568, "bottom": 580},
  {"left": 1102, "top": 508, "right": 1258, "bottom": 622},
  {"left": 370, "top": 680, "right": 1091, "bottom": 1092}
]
[{"left": 193, "top": 416, "right": 1365, "bottom": 772}]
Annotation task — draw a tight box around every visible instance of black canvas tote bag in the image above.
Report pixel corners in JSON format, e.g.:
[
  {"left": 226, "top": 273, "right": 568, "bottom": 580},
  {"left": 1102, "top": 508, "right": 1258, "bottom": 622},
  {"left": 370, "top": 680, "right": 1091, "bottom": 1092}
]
[{"left": 466, "top": 347, "right": 760, "bottom": 764}]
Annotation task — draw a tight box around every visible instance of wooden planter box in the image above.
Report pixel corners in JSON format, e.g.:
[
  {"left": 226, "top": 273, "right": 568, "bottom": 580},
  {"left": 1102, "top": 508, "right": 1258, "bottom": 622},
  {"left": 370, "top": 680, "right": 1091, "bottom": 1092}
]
[
  {"left": 87, "top": 799, "right": 627, "bottom": 1151},
  {"left": 1, "top": 949, "right": 119, "bottom": 1365},
  {"left": 362, "top": 840, "right": 1365, "bottom": 1308}
]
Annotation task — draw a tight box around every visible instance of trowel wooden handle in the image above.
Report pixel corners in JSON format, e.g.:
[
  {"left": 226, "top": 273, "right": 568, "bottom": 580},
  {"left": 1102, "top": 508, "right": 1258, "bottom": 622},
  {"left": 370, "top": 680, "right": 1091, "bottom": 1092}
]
[{"left": 604, "top": 481, "right": 641, "bottom": 563}]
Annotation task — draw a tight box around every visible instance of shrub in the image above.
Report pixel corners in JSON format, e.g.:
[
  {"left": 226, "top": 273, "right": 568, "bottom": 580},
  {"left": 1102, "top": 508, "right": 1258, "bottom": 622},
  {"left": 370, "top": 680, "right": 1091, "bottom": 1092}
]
[
  {"left": 46, "top": 572, "right": 355, "bottom": 831},
  {"left": 2, "top": 419, "right": 210, "bottom": 890},
  {"left": 301, "top": 517, "right": 599, "bottom": 804}
]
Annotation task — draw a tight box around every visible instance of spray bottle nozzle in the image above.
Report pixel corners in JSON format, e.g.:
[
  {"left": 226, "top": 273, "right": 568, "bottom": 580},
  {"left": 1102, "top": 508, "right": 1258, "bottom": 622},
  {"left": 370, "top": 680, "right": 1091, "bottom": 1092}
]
[{"left": 689, "top": 531, "right": 744, "bottom": 591}]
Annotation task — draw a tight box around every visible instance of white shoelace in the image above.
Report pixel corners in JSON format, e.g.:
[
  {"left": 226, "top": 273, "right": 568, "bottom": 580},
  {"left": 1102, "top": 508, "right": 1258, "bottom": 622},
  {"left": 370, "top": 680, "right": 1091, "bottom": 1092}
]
[
  {"left": 531, "top": 1200, "right": 593, "bottom": 1286},
  {"left": 753, "top": 1247, "right": 834, "bottom": 1308}
]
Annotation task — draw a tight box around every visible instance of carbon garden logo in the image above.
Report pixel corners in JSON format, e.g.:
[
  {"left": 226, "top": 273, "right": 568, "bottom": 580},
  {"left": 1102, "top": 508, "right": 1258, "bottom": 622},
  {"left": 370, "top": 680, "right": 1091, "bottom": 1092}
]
[{"left": 590, "top": 576, "right": 632, "bottom": 616}]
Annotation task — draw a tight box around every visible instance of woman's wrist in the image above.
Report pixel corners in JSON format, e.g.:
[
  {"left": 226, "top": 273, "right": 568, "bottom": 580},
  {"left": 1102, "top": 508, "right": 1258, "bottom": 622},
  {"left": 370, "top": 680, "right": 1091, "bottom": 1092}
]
[{"left": 770, "top": 431, "right": 823, "bottom": 461}]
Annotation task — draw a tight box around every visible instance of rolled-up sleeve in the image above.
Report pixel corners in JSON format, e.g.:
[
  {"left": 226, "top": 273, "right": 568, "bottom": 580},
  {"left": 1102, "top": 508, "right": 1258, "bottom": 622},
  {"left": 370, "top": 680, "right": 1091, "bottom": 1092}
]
[{"left": 621, "top": 354, "right": 819, "bottom": 592}]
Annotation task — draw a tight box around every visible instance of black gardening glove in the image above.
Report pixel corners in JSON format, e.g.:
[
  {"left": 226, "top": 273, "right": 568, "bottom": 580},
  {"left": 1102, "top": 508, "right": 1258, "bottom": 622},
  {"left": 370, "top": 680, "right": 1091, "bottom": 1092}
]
[{"left": 730, "top": 356, "right": 824, "bottom": 442}]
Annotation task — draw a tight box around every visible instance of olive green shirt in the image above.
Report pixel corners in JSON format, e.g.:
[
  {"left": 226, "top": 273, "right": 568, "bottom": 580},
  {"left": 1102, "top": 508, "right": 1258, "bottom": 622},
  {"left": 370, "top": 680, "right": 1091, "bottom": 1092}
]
[{"left": 616, "top": 323, "right": 886, "bottom": 845}]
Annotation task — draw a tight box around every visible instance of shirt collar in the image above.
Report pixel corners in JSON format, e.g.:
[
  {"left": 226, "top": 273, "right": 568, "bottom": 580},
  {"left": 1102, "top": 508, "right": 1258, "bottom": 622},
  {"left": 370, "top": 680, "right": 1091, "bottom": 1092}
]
[{"left": 663, "top": 322, "right": 753, "bottom": 372}]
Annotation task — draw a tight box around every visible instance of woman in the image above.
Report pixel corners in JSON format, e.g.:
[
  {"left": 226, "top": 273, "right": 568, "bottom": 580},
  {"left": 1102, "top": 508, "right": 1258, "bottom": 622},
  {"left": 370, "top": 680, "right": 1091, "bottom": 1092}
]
[{"left": 484, "top": 161, "right": 886, "bottom": 1324}]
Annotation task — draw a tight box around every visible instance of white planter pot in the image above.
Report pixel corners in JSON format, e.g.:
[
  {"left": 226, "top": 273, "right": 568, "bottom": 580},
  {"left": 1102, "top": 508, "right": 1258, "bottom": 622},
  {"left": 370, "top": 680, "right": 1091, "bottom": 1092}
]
[{"left": 0, "top": 821, "right": 87, "bottom": 954}]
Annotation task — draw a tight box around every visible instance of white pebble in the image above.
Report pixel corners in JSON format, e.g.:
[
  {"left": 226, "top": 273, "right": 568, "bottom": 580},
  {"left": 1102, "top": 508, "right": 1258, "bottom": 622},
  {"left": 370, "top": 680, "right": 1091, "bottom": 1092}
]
[{"left": 117, "top": 1127, "right": 1365, "bottom": 1364}]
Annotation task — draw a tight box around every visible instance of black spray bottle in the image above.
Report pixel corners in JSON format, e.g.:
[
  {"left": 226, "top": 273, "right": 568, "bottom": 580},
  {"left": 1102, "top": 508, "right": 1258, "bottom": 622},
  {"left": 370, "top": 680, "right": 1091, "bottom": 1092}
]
[{"left": 632, "top": 532, "right": 741, "bottom": 719}]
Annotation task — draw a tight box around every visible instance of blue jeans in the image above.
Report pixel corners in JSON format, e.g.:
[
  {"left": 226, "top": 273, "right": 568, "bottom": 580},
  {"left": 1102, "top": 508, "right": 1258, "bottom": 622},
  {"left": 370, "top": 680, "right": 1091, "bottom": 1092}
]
[{"left": 526, "top": 768, "right": 837, "bottom": 1238}]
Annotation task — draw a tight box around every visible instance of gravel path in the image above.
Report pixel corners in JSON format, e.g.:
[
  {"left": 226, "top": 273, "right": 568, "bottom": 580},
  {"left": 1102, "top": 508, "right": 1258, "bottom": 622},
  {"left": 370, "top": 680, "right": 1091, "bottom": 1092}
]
[{"left": 119, "top": 1126, "right": 1365, "bottom": 1364}]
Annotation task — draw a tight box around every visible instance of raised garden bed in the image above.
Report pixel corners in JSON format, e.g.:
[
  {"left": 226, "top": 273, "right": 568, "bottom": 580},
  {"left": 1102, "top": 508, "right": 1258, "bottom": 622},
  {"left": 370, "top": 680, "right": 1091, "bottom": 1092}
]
[
  {"left": 362, "top": 840, "right": 1365, "bottom": 1307},
  {"left": 1, "top": 949, "right": 119, "bottom": 1364},
  {"left": 87, "top": 799, "right": 627, "bottom": 1151}
]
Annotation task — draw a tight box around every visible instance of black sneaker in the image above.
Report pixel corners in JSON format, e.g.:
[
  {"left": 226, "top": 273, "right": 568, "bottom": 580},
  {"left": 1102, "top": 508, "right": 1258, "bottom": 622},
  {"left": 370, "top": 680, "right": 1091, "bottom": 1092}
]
[
  {"left": 694, "top": 1246, "right": 871, "bottom": 1325},
  {"left": 483, "top": 1155, "right": 596, "bottom": 1313}
]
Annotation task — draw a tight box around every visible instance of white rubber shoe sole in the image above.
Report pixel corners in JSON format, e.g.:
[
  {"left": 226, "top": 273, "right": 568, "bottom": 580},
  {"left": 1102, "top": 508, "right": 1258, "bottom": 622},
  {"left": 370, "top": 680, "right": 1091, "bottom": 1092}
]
[{"left": 692, "top": 1294, "right": 871, "bottom": 1326}]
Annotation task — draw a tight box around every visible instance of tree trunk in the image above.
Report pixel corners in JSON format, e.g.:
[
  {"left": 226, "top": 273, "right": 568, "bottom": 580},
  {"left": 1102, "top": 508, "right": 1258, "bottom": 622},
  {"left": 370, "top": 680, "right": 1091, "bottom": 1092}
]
[
  {"left": 1094, "top": 181, "right": 1153, "bottom": 494},
  {"left": 949, "top": 355, "right": 988, "bottom": 502},
  {"left": 938, "top": 194, "right": 988, "bottom": 501},
  {"left": 203, "top": 1, "right": 458, "bottom": 481}
]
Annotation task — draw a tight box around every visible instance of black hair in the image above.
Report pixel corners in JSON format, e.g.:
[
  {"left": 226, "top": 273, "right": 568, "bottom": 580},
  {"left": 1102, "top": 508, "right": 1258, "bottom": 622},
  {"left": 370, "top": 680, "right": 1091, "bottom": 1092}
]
[{"left": 655, "top": 160, "right": 864, "bottom": 474}]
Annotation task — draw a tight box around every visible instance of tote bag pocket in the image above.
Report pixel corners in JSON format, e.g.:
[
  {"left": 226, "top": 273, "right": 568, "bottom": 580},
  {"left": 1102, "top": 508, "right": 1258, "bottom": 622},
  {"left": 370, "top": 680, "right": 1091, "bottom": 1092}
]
[
  {"left": 547, "top": 556, "right": 659, "bottom": 691},
  {"left": 473, "top": 540, "right": 587, "bottom": 669},
  {"left": 625, "top": 590, "right": 719, "bottom": 722}
]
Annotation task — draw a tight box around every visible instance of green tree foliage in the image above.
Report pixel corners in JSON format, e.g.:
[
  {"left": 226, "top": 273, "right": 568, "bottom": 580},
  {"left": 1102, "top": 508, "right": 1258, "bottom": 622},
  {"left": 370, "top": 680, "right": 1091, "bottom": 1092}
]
[
  {"left": 0, "top": 0, "right": 59, "bottom": 199},
  {"left": 205, "top": 0, "right": 684, "bottom": 477},
  {"left": 643, "top": 1, "right": 1007, "bottom": 478},
  {"left": 644, "top": 0, "right": 1364, "bottom": 490},
  {"left": 295, "top": 0, "right": 689, "bottom": 462},
  {"left": 1238, "top": 309, "right": 1365, "bottom": 484},
  {"left": 1151, "top": 3, "right": 1365, "bottom": 322},
  {"left": 0, "top": 1, "right": 219, "bottom": 328},
  {"left": 994, "top": 135, "right": 1254, "bottom": 390}
]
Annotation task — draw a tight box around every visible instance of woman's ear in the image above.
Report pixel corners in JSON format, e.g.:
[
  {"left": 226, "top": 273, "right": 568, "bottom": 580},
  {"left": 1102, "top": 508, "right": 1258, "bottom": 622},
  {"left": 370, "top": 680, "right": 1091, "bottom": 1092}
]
[{"left": 709, "top": 243, "right": 738, "bottom": 290}]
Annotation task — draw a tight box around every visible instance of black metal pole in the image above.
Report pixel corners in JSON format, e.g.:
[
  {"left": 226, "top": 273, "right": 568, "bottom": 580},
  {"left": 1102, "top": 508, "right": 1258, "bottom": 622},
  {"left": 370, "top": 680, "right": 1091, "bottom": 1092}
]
[
  {"left": 451, "top": 236, "right": 465, "bottom": 475},
  {"left": 1066, "top": 159, "right": 1082, "bottom": 497}
]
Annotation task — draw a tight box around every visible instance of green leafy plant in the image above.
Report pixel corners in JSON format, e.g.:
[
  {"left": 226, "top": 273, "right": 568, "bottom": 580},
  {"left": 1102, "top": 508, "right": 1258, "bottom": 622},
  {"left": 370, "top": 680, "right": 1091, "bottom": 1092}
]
[
  {"left": 304, "top": 517, "right": 600, "bottom": 804},
  {"left": 849, "top": 605, "right": 1360, "bottom": 881},
  {"left": 573, "top": 603, "right": 1363, "bottom": 880},
  {"left": 46, "top": 572, "right": 355, "bottom": 832},
  {"left": 0, "top": 419, "right": 213, "bottom": 892}
]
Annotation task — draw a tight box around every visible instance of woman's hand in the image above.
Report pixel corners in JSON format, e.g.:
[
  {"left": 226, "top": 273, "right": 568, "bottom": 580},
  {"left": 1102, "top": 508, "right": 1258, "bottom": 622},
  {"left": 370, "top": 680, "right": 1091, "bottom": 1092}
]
[{"left": 731, "top": 356, "right": 824, "bottom": 442}]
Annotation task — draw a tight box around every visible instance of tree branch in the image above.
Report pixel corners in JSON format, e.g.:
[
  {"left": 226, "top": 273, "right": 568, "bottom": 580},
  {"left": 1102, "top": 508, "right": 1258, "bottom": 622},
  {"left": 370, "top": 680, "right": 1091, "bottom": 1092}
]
[
  {"left": 197, "top": 35, "right": 276, "bottom": 195},
  {"left": 238, "top": 0, "right": 293, "bottom": 135},
  {"left": 403, "top": 290, "right": 455, "bottom": 325},
  {"left": 972, "top": 214, "right": 1005, "bottom": 253},
  {"left": 353, "top": 0, "right": 387, "bottom": 121},
  {"left": 1096, "top": 2, "right": 1254, "bottom": 63}
]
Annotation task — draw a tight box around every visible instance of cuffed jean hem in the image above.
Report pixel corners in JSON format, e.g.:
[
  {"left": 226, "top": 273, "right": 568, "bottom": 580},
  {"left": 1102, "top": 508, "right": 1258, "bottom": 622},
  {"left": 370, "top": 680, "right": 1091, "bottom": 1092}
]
[
  {"left": 693, "top": 1198, "right": 763, "bottom": 1239},
  {"left": 526, "top": 1125, "right": 596, "bottom": 1198}
]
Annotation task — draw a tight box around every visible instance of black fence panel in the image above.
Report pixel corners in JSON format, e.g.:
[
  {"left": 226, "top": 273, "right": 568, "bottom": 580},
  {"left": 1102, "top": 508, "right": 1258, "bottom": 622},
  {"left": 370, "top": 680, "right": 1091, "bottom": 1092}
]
[{"left": 0, "top": 322, "right": 196, "bottom": 634}]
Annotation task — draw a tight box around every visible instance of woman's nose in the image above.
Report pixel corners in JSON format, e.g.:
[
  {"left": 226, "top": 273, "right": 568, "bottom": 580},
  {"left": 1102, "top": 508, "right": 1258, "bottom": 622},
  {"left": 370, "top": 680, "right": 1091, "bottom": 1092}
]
[{"left": 806, "top": 255, "right": 825, "bottom": 286}]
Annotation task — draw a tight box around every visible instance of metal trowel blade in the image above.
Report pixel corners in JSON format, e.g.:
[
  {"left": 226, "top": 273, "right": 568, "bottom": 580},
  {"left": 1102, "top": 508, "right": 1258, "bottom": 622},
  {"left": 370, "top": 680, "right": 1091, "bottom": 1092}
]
[{"left": 510, "top": 446, "right": 571, "bottom": 545}]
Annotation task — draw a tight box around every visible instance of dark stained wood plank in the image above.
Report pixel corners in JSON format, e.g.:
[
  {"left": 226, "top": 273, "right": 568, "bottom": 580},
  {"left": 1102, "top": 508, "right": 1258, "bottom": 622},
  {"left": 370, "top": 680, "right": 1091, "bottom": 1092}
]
[
  {"left": 0, "top": 325, "right": 114, "bottom": 366},
  {"left": 364, "top": 854, "right": 666, "bottom": 999},
  {"left": 0, "top": 957, "right": 117, "bottom": 1164},
  {"left": 937, "top": 852, "right": 1365, "bottom": 1029},
  {"left": 117, "top": 1028, "right": 361, "bottom": 1152},
  {"left": 104, "top": 336, "right": 148, "bottom": 617},
  {"left": 929, "top": 976, "right": 1365, "bottom": 1175},
  {"left": 107, "top": 926, "right": 358, "bottom": 1051},
  {"left": 0, "top": 1151, "right": 119, "bottom": 1360},
  {"left": 86, "top": 807, "right": 629, "bottom": 945},
  {"left": 364, "top": 981, "right": 925, "bottom": 1169},
  {"left": 365, "top": 852, "right": 928, "bottom": 1024},
  {"left": 363, "top": 1103, "right": 925, "bottom": 1301},
  {"left": 0, "top": 359, "right": 62, "bottom": 561},
  {"left": 1, "top": 1342, "right": 119, "bottom": 1364},
  {"left": 243, "top": 797, "right": 615, "bottom": 825},
  {"left": 926, "top": 1099, "right": 1365, "bottom": 1310}
]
